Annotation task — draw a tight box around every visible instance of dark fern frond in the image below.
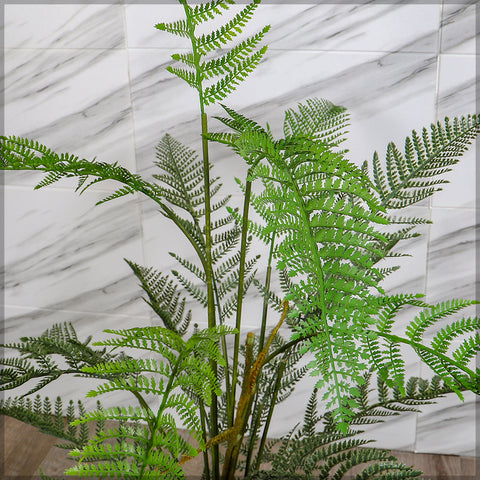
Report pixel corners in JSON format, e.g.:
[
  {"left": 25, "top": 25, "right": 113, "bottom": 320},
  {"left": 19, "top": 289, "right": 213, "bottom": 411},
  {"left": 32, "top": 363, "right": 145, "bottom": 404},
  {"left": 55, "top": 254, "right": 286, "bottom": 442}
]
[
  {"left": 251, "top": 372, "right": 467, "bottom": 479},
  {"left": 96, "top": 185, "right": 136, "bottom": 205},
  {"left": 369, "top": 115, "right": 480, "bottom": 209},
  {"left": 127, "top": 260, "right": 193, "bottom": 336},
  {"left": 172, "top": 270, "right": 209, "bottom": 307},
  {"left": 0, "top": 322, "right": 125, "bottom": 395},
  {"left": 0, "top": 395, "right": 101, "bottom": 449},
  {"left": 153, "top": 133, "right": 206, "bottom": 219}
]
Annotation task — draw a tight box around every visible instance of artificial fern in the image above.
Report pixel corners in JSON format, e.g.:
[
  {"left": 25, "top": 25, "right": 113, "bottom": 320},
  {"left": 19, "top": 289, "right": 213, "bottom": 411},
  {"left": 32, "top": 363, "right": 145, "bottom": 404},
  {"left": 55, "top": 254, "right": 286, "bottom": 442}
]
[
  {"left": 210, "top": 101, "right": 391, "bottom": 430},
  {"left": 209, "top": 99, "right": 480, "bottom": 432},
  {"left": 1, "top": 1, "right": 479, "bottom": 479}
]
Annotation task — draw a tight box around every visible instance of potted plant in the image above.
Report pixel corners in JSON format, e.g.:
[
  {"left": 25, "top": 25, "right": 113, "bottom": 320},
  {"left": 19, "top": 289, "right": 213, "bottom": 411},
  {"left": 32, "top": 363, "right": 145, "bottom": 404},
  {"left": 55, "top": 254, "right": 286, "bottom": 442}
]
[{"left": 1, "top": 1, "right": 478, "bottom": 479}]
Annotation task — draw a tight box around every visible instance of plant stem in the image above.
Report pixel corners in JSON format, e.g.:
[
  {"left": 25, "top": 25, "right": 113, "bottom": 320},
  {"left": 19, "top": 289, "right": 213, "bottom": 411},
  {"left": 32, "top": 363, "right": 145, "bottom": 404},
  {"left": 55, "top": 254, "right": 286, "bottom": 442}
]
[
  {"left": 258, "top": 232, "right": 276, "bottom": 351},
  {"left": 254, "top": 359, "right": 286, "bottom": 472},
  {"left": 229, "top": 177, "right": 253, "bottom": 428},
  {"left": 201, "top": 113, "right": 220, "bottom": 480},
  {"left": 138, "top": 351, "right": 185, "bottom": 480},
  {"left": 199, "top": 399, "right": 211, "bottom": 480}
]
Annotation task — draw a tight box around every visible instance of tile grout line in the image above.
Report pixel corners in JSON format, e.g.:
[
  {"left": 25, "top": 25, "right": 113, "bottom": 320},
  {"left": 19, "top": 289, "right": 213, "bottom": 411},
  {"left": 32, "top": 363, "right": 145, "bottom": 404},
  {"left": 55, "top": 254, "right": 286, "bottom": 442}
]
[
  {"left": 413, "top": 0, "right": 445, "bottom": 456},
  {"left": 122, "top": 3, "right": 153, "bottom": 329}
]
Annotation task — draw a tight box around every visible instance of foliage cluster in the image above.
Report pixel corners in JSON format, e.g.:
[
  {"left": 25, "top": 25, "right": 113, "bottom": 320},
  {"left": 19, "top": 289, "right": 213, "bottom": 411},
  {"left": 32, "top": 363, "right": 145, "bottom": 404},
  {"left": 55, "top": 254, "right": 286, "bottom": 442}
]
[{"left": 1, "top": 1, "right": 479, "bottom": 479}]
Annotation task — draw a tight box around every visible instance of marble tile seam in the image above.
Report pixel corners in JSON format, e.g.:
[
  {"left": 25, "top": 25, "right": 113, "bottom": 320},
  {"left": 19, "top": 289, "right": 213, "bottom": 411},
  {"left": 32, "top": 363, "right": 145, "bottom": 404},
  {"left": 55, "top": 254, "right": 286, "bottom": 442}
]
[
  {"left": 7, "top": 47, "right": 475, "bottom": 56},
  {"left": 4, "top": 304, "right": 152, "bottom": 321},
  {"left": 1, "top": 186, "right": 145, "bottom": 198}
]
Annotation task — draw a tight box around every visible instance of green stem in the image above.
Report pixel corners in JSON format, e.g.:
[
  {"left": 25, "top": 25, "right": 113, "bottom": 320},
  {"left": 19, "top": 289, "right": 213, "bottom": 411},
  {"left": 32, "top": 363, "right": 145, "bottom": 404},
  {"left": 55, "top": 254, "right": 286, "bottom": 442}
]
[
  {"left": 138, "top": 351, "right": 186, "bottom": 480},
  {"left": 254, "top": 359, "right": 286, "bottom": 472},
  {"left": 201, "top": 112, "right": 220, "bottom": 480},
  {"left": 258, "top": 232, "right": 276, "bottom": 352},
  {"left": 229, "top": 177, "right": 253, "bottom": 428},
  {"left": 243, "top": 395, "right": 264, "bottom": 476},
  {"left": 198, "top": 399, "right": 211, "bottom": 480}
]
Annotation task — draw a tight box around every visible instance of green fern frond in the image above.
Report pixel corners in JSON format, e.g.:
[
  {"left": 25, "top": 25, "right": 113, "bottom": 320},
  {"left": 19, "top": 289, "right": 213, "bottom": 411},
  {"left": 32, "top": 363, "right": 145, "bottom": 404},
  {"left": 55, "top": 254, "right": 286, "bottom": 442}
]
[
  {"left": 189, "top": 0, "right": 235, "bottom": 25},
  {"left": 158, "top": 0, "right": 269, "bottom": 108},
  {"left": 203, "top": 46, "right": 267, "bottom": 105},
  {"left": 172, "top": 270, "right": 209, "bottom": 306},
  {"left": 201, "top": 26, "right": 270, "bottom": 81},
  {"left": 211, "top": 102, "right": 394, "bottom": 429},
  {"left": 0, "top": 136, "right": 165, "bottom": 205},
  {"left": 369, "top": 115, "right": 480, "bottom": 209},
  {"left": 0, "top": 322, "right": 125, "bottom": 394},
  {"left": 66, "top": 325, "right": 235, "bottom": 479},
  {"left": 97, "top": 185, "right": 136, "bottom": 205},
  {"left": 196, "top": 0, "right": 263, "bottom": 54},
  {"left": 0, "top": 395, "right": 100, "bottom": 449},
  {"left": 283, "top": 97, "right": 349, "bottom": 147},
  {"left": 154, "top": 17, "right": 190, "bottom": 38},
  {"left": 153, "top": 134, "right": 206, "bottom": 218},
  {"left": 169, "top": 252, "right": 207, "bottom": 284},
  {"left": 405, "top": 299, "right": 478, "bottom": 343},
  {"left": 431, "top": 317, "right": 479, "bottom": 354}
]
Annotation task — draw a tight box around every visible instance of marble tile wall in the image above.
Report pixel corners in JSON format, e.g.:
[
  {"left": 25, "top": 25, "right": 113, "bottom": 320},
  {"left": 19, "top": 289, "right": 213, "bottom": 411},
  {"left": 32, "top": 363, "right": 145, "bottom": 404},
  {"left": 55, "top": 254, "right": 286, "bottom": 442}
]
[{"left": 2, "top": 1, "right": 478, "bottom": 458}]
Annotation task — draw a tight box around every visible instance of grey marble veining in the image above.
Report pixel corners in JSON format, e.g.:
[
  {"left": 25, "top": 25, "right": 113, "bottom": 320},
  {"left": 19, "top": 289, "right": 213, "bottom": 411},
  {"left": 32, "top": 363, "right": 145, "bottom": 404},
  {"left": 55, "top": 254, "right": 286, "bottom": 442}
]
[
  {"left": 2, "top": 1, "right": 478, "bottom": 458},
  {"left": 126, "top": 3, "right": 441, "bottom": 53},
  {"left": 4, "top": 48, "right": 136, "bottom": 187},
  {"left": 4, "top": 4, "right": 125, "bottom": 50},
  {"left": 3, "top": 186, "right": 147, "bottom": 318},
  {"left": 440, "top": 1, "right": 477, "bottom": 54}
]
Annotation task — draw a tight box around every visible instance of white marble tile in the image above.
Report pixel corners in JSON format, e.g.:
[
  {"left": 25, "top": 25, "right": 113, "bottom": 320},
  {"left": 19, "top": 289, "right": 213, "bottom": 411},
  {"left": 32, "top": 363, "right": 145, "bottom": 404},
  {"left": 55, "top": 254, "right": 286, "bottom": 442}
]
[
  {"left": 3, "top": 185, "right": 147, "bottom": 318},
  {"left": 4, "top": 47, "right": 136, "bottom": 187},
  {"left": 433, "top": 54, "right": 476, "bottom": 209},
  {"left": 4, "top": 4, "right": 125, "bottom": 49},
  {"left": 440, "top": 2, "right": 477, "bottom": 54},
  {"left": 126, "top": 4, "right": 441, "bottom": 54},
  {"left": 415, "top": 387, "right": 476, "bottom": 456},
  {"left": 424, "top": 208, "right": 477, "bottom": 337}
]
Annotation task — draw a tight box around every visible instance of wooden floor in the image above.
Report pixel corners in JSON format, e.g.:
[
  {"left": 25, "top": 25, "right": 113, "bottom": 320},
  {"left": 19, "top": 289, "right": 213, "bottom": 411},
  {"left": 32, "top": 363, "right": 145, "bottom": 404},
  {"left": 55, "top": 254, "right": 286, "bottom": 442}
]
[{"left": 1, "top": 416, "right": 477, "bottom": 479}]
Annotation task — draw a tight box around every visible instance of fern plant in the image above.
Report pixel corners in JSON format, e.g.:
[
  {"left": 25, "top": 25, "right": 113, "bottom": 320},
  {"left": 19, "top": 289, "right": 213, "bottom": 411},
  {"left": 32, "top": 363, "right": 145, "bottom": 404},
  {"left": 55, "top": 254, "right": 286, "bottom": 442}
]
[{"left": 1, "top": 1, "right": 479, "bottom": 479}]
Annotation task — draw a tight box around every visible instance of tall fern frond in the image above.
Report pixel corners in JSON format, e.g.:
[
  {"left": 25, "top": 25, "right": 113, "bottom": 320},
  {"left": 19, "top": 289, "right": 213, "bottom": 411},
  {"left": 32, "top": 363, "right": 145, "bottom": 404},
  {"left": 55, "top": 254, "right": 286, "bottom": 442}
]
[
  {"left": 156, "top": 0, "right": 270, "bottom": 105},
  {"left": 212, "top": 101, "right": 390, "bottom": 430}
]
